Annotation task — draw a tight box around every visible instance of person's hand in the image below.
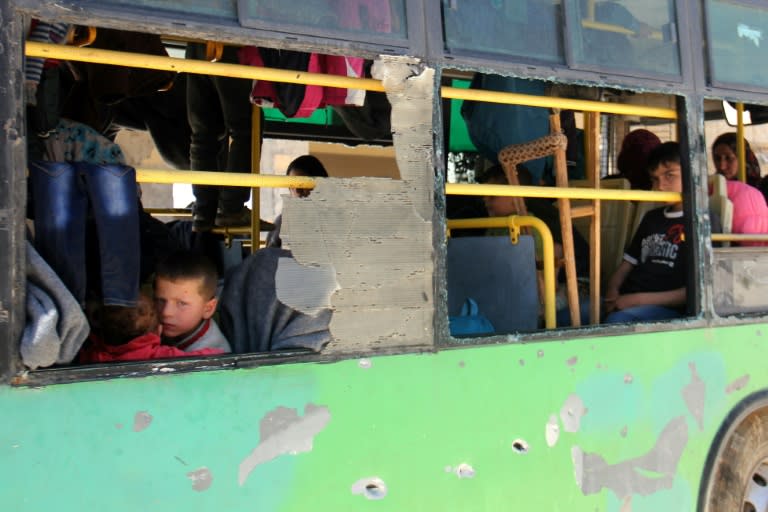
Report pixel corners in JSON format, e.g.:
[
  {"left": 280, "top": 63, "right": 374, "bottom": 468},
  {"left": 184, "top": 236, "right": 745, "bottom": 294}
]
[
  {"left": 603, "top": 288, "right": 619, "bottom": 313},
  {"left": 614, "top": 293, "right": 639, "bottom": 312}
]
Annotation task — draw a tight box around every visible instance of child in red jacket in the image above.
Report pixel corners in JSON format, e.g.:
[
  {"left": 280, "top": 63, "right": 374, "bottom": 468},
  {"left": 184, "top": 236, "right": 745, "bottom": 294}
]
[{"left": 79, "top": 291, "right": 223, "bottom": 364}]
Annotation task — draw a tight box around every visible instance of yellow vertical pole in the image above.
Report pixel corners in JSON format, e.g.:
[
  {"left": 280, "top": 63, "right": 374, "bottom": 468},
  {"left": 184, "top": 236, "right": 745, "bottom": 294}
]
[
  {"left": 250, "top": 105, "right": 262, "bottom": 251},
  {"left": 736, "top": 102, "right": 746, "bottom": 183},
  {"left": 585, "top": 112, "right": 601, "bottom": 325},
  {"left": 586, "top": 0, "right": 596, "bottom": 20}
]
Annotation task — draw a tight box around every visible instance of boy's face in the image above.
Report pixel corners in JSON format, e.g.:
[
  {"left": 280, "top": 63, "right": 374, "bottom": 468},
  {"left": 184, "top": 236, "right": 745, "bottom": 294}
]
[
  {"left": 154, "top": 277, "right": 217, "bottom": 339},
  {"left": 650, "top": 161, "right": 684, "bottom": 209},
  {"left": 288, "top": 168, "right": 312, "bottom": 198}
]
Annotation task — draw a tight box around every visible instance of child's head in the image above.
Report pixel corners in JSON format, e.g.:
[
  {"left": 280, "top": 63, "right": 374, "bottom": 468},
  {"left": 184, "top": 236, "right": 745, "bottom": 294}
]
[
  {"left": 287, "top": 155, "right": 328, "bottom": 198},
  {"left": 647, "top": 141, "right": 684, "bottom": 208},
  {"left": 99, "top": 290, "right": 159, "bottom": 346},
  {"left": 711, "top": 132, "right": 760, "bottom": 181},
  {"left": 480, "top": 164, "right": 530, "bottom": 217},
  {"left": 154, "top": 251, "right": 218, "bottom": 339}
]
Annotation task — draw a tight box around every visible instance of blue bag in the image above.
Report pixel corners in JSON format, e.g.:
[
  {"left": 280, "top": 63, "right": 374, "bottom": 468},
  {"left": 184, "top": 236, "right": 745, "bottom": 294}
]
[{"left": 449, "top": 298, "right": 495, "bottom": 336}]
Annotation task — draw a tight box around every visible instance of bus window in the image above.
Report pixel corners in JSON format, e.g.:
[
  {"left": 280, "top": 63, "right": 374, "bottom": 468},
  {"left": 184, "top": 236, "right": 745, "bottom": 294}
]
[
  {"left": 706, "top": 0, "right": 768, "bottom": 89},
  {"left": 567, "top": 0, "right": 681, "bottom": 78},
  {"left": 705, "top": 99, "right": 768, "bottom": 316},
  {"left": 19, "top": 24, "right": 435, "bottom": 371},
  {"left": 441, "top": 0, "right": 563, "bottom": 64},
  {"left": 443, "top": 71, "right": 688, "bottom": 335}
]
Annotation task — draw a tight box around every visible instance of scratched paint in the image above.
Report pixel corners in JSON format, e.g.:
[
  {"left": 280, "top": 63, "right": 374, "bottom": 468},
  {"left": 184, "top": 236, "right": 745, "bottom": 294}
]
[
  {"left": 187, "top": 467, "right": 213, "bottom": 492},
  {"left": 132, "top": 411, "right": 152, "bottom": 432}
]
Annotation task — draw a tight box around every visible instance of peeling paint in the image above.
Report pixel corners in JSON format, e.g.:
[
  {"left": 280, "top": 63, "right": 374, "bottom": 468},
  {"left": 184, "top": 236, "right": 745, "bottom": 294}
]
[
  {"left": 132, "top": 411, "right": 152, "bottom": 432},
  {"left": 187, "top": 467, "right": 213, "bottom": 492},
  {"left": 620, "top": 495, "right": 633, "bottom": 512},
  {"left": 624, "top": 373, "right": 633, "bottom": 384},
  {"left": 567, "top": 356, "right": 579, "bottom": 366},
  {"left": 560, "top": 394, "right": 586, "bottom": 433},
  {"left": 537, "top": 350, "right": 544, "bottom": 358},
  {"left": 681, "top": 362, "right": 705, "bottom": 431},
  {"left": 545, "top": 414, "right": 560, "bottom": 447},
  {"left": 238, "top": 404, "right": 331, "bottom": 486},
  {"left": 726, "top": 374, "right": 750, "bottom": 394},
  {"left": 351, "top": 477, "right": 387, "bottom": 500},
  {"left": 358, "top": 358, "right": 372, "bottom": 369},
  {"left": 572, "top": 416, "right": 688, "bottom": 498}
]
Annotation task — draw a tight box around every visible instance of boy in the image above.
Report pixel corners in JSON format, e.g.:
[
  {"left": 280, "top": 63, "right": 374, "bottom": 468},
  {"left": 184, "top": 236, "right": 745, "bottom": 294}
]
[
  {"left": 79, "top": 290, "right": 225, "bottom": 363},
  {"left": 153, "top": 251, "right": 232, "bottom": 352},
  {"left": 604, "top": 141, "right": 687, "bottom": 323}
]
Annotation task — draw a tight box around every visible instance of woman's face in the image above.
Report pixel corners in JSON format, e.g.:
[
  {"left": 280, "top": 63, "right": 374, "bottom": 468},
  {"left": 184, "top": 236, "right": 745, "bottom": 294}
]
[
  {"left": 288, "top": 168, "right": 311, "bottom": 198},
  {"left": 713, "top": 143, "right": 739, "bottom": 179}
]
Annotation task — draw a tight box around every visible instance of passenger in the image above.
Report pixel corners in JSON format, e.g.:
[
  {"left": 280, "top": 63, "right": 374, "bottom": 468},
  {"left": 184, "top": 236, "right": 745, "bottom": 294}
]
[
  {"left": 153, "top": 251, "right": 232, "bottom": 353},
  {"left": 480, "top": 164, "right": 590, "bottom": 326},
  {"left": 613, "top": 129, "right": 662, "bottom": 190},
  {"left": 712, "top": 132, "right": 768, "bottom": 203},
  {"left": 79, "top": 289, "right": 225, "bottom": 363},
  {"left": 266, "top": 155, "right": 329, "bottom": 248},
  {"left": 186, "top": 42, "right": 255, "bottom": 232},
  {"left": 604, "top": 142, "right": 688, "bottom": 323},
  {"left": 710, "top": 134, "right": 768, "bottom": 245}
]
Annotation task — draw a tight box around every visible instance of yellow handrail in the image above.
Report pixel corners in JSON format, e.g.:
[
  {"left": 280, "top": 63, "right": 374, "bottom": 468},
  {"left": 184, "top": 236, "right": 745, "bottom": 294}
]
[
  {"left": 26, "top": 42, "right": 677, "bottom": 120},
  {"left": 712, "top": 234, "right": 768, "bottom": 242},
  {"left": 447, "top": 216, "right": 556, "bottom": 329},
  {"left": 446, "top": 182, "right": 681, "bottom": 203},
  {"left": 25, "top": 41, "right": 386, "bottom": 92},
  {"left": 135, "top": 168, "right": 316, "bottom": 188}
]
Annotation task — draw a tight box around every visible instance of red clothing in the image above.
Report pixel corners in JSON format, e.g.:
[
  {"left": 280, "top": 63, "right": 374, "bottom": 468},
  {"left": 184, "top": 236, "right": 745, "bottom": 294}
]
[{"left": 79, "top": 333, "right": 224, "bottom": 364}]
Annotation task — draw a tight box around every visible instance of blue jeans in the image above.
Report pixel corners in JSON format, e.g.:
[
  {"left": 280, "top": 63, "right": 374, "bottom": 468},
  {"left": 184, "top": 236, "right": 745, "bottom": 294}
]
[
  {"left": 29, "top": 161, "right": 140, "bottom": 306},
  {"left": 604, "top": 305, "right": 682, "bottom": 324},
  {"left": 186, "top": 43, "right": 253, "bottom": 214}
]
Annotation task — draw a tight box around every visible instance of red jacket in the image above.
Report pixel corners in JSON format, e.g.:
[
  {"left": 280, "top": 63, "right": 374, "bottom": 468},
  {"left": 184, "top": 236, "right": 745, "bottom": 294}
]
[{"left": 79, "top": 333, "right": 224, "bottom": 364}]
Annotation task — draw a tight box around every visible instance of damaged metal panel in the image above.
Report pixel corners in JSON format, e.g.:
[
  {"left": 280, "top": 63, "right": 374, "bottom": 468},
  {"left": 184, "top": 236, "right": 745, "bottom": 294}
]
[
  {"left": 280, "top": 59, "right": 435, "bottom": 352},
  {"left": 0, "top": 2, "right": 26, "bottom": 382},
  {"left": 713, "top": 248, "right": 768, "bottom": 315}
]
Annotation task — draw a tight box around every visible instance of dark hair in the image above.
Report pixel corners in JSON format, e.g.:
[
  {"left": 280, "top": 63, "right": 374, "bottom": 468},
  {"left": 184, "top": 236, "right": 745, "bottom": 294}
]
[
  {"left": 287, "top": 155, "right": 329, "bottom": 178},
  {"left": 616, "top": 129, "right": 661, "bottom": 190},
  {"left": 711, "top": 132, "right": 761, "bottom": 182},
  {"left": 479, "top": 164, "right": 532, "bottom": 186},
  {"left": 155, "top": 250, "right": 218, "bottom": 299},
  {"left": 100, "top": 292, "right": 158, "bottom": 346},
  {"left": 646, "top": 141, "right": 680, "bottom": 172}
]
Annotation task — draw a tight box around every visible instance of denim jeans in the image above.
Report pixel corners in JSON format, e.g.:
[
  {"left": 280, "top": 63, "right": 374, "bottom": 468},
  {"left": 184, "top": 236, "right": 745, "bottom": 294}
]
[
  {"left": 29, "top": 160, "right": 140, "bottom": 306},
  {"left": 186, "top": 43, "right": 253, "bottom": 214},
  {"left": 604, "top": 304, "right": 683, "bottom": 324}
]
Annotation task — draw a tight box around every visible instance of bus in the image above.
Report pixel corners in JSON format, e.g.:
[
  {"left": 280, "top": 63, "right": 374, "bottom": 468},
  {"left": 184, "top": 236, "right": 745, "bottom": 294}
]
[{"left": 2, "top": 0, "right": 768, "bottom": 510}]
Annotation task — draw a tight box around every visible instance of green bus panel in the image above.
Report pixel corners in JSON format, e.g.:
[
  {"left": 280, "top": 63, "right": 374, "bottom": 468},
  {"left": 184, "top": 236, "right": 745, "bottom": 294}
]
[{"left": 0, "top": 324, "right": 763, "bottom": 510}]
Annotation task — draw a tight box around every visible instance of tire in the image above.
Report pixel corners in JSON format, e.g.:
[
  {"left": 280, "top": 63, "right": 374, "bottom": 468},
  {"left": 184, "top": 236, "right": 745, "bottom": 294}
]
[{"left": 701, "top": 396, "right": 768, "bottom": 512}]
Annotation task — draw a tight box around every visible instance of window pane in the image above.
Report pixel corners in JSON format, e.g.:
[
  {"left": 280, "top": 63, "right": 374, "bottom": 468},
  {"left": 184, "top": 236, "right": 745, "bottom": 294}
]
[
  {"left": 238, "top": 0, "right": 407, "bottom": 39},
  {"left": 97, "top": 0, "right": 237, "bottom": 19},
  {"left": 707, "top": 0, "right": 768, "bottom": 89},
  {"left": 569, "top": 0, "right": 681, "bottom": 77},
  {"left": 442, "top": 0, "right": 564, "bottom": 64}
]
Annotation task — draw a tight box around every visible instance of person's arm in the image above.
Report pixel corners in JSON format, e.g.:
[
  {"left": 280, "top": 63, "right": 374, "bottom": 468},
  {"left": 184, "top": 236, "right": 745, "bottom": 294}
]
[
  {"left": 604, "top": 260, "right": 634, "bottom": 313},
  {"left": 613, "top": 287, "right": 686, "bottom": 311}
]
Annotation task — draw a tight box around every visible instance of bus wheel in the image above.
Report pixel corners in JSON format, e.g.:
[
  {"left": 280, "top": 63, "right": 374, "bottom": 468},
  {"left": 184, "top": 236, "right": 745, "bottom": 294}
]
[{"left": 703, "top": 403, "right": 768, "bottom": 512}]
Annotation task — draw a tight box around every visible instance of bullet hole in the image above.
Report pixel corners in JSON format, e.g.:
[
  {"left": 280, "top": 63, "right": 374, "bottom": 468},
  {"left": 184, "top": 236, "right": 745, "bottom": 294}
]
[
  {"left": 567, "top": 356, "right": 578, "bottom": 366},
  {"left": 458, "top": 361, "right": 465, "bottom": 368},
  {"left": 512, "top": 439, "right": 529, "bottom": 454},
  {"left": 519, "top": 359, "right": 525, "bottom": 366},
  {"left": 455, "top": 463, "right": 475, "bottom": 479},
  {"left": 358, "top": 358, "right": 372, "bottom": 369},
  {"left": 351, "top": 477, "right": 387, "bottom": 500},
  {"left": 537, "top": 350, "right": 544, "bottom": 358},
  {"left": 754, "top": 473, "right": 767, "bottom": 487}
]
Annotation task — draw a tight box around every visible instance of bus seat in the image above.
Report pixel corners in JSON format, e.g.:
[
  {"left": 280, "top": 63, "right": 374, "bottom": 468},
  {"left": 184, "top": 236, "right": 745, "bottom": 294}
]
[
  {"left": 571, "top": 178, "right": 635, "bottom": 286},
  {"left": 447, "top": 235, "right": 540, "bottom": 334}
]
